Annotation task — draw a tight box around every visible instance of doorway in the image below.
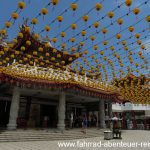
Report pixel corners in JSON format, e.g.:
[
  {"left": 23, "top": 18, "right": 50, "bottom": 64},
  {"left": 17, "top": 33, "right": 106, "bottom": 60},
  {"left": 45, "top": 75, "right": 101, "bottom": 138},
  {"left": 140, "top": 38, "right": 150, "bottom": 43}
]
[
  {"left": 0, "top": 101, "right": 11, "bottom": 127},
  {"left": 40, "top": 104, "right": 57, "bottom": 128}
]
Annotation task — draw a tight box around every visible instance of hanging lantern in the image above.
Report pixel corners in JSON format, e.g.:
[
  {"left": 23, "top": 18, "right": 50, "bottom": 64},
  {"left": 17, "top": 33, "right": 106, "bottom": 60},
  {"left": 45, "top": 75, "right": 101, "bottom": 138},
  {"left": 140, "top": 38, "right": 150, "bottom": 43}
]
[
  {"left": 110, "top": 46, "right": 115, "bottom": 51},
  {"left": 41, "top": 8, "right": 48, "bottom": 15},
  {"left": 117, "top": 18, "right": 123, "bottom": 25},
  {"left": 71, "top": 24, "right": 77, "bottom": 30},
  {"left": 91, "top": 54, "right": 95, "bottom": 59},
  {"left": 103, "top": 40, "right": 108, "bottom": 45},
  {"left": 31, "top": 18, "right": 38, "bottom": 25},
  {"left": 93, "top": 45, "right": 98, "bottom": 50},
  {"left": 101, "top": 28, "right": 107, "bottom": 34},
  {"left": 57, "top": 16, "right": 63, "bottom": 22},
  {"left": 0, "top": 29, "right": 6, "bottom": 35},
  {"left": 71, "top": 3, "right": 77, "bottom": 11},
  {"left": 81, "top": 30, "right": 86, "bottom": 36},
  {"left": 70, "top": 38, "right": 76, "bottom": 43},
  {"left": 133, "top": 8, "right": 140, "bottom": 15},
  {"left": 33, "top": 33, "right": 40, "bottom": 39},
  {"left": 90, "top": 35, "right": 95, "bottom": 41},
  {"left": 51, "top": 0, "right": 59, "bottom": 5},
  {"left": 38, "top": 47, "right": 43, "bottom": 52},
  {"left": 33, "top": 51, "right": 37, "bottom": 56},
  {"left": 84, "top": 50, "right": 88, "bottom": 55},
  {"left": 18, "top": 1, "right": 26, "bottom": 9},
  {"left": 45, "top": 25, "right": 50, "bottom": 32},
  {"left": 95, "top": 3, "right": 102, "bottom": 11},
  {"left": 125, "top": 0, "right": 132, "bottom": 7},
  {"left": 60, "top": 32, "right": 66, "bottom": 38},
  {"left": 146, "top": 15, "right": 150, "bottom": 22},
  {"left": 135, "top": 33, "right": 140, "bottom": 39},
  {"left": 121, "top": 40, "right": 126, "bottom": 45},
  {"left": 11, "top": 12, "right": 19, "bottom": 20},
  {"left": 82, "top": 15, "right": 89, "bottom": 22},
  {"left": 137, "top": 40, "right": 142, "bottom": 45},
  {"left": 124, "top": 46, "right": 128, "bottom": 51},
  {"left": 140, "top": 45, "right": 145, "bottom": 50},
  {"left": 100, "top": 51, "right": 104, "bottom": 55},
  {"left": 26, "top": 40, "right": 31, "bottom": 46},
  {"left": 80, "top": 42, "right": 84, "bottom": 46},
  {"left": 52, "top": 37, "right": 57, "bottom": 43},
  {"left": 17, "top": 32, "right": 23, "bottom": 39},
  {"left": 5, "top": 21, "right": 12, "bottom": 28},
  {"left": 116, "top": 34, "right": 121, "bottom": 39},
  {"left": 93, "top": 22, "right": 99, "bottom": 29},
  {"left": 20, "top": 46, "right": 25, "bottom": 51},
  {"left": 24, "top": 26, "right": 30, "bottom": 32},
  {"left": 128, "top": 26, "right": 134, "bottom": 32},
  {"left": 107, "top": 11, "right": 114, "bottom": 19},
  {"left": 71, "top": 47, "right": 76, "bottom": 52},
  {"left": 61, "top": 43, "right": 66, "bottom": 49}
]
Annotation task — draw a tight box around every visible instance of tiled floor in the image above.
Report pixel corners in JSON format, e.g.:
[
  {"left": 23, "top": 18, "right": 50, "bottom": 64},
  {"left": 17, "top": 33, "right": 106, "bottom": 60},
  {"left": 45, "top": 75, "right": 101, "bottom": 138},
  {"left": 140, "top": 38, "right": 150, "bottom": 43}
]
[{"left": 0, "top": 130, "right": 149, "bottom": 150}]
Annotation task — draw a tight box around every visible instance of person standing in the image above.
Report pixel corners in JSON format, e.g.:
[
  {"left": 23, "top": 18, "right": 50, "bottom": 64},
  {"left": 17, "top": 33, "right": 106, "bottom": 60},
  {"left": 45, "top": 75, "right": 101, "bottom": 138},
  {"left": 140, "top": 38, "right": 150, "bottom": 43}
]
[{"left": 70, "top": 112, "right": 74, "bottom": 128}]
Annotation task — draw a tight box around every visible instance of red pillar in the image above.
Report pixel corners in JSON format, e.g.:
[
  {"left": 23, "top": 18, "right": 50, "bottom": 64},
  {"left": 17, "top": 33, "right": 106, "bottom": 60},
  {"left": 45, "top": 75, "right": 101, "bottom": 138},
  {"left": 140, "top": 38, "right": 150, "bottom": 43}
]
[{"left": 131, "top": 111, "right": 137, "bottom": 129}]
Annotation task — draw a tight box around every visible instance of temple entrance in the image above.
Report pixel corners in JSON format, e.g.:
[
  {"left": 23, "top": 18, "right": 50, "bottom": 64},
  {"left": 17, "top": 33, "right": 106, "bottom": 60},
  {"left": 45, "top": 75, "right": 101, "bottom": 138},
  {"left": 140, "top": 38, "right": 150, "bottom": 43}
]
[
  {"left": 40, "top": 105, "right": 57, "bottom": 128},
  {"left": 0, "top": 101, "right": 11, "bottom": 128}
]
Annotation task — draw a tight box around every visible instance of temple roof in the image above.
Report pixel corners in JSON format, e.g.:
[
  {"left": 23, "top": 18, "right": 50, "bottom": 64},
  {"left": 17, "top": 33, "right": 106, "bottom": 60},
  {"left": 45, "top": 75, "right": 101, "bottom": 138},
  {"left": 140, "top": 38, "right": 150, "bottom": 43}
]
[{"left": 0, "top": 25, "right": 81, "bottom": 68}]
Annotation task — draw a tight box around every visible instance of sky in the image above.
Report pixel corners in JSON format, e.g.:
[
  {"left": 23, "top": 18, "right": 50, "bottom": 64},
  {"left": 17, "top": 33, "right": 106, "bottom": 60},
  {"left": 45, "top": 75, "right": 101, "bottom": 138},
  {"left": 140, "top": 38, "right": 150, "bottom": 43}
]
[{"left": 0, "top": 0, "right": 150, "bottom": 81}]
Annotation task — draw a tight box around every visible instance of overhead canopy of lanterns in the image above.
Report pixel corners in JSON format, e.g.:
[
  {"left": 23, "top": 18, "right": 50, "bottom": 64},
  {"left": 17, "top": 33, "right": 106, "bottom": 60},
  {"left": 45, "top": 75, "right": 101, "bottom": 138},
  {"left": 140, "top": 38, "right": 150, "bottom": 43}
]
[{"left": 0, "top": 0, "right": 150, "bottom": 103}]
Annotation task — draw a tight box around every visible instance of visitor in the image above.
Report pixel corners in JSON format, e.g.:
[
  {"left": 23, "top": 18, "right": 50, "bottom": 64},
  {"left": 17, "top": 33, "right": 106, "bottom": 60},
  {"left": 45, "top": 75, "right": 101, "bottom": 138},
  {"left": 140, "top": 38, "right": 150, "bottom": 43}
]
[
  {"left": 81, "top": 115, "right": 88, "bottom": 134},
  {"left": 70, "top": 112, "right": 74, "bottom": 128}
]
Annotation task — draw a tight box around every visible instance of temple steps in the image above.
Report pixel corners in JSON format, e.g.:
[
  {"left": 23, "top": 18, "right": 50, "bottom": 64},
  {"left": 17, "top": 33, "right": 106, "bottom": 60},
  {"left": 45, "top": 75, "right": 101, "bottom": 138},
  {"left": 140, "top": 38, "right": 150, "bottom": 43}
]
[{"left": 0, "top": 128, "right": 104, "bottom": 142}]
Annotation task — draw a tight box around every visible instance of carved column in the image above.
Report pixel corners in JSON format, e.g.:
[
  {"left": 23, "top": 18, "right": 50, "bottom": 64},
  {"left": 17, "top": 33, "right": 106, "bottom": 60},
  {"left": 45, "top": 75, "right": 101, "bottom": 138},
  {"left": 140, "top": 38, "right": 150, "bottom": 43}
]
[
  {"left": 7, "top": 87, "right": 20, "bottom": 130},
  {"left": 99, "top": 99, "right": 106, "bottom": 128},
  {"left": 57, "top": 92, "right": 66, "bottom": 131}
]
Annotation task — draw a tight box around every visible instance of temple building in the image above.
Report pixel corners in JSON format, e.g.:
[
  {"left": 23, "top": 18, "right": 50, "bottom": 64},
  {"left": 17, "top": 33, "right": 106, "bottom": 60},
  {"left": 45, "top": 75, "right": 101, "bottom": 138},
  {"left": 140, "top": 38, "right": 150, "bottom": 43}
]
[{"left": 0, "top": 26, "right": 120, "bottom": 130}]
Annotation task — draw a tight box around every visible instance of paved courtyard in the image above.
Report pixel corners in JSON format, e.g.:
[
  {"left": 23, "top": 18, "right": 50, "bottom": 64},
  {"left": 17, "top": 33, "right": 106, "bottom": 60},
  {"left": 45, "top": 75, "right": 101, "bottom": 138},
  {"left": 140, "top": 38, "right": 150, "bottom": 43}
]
[{"left": 0, "top": 130, "right": 149, "bottom": 150}]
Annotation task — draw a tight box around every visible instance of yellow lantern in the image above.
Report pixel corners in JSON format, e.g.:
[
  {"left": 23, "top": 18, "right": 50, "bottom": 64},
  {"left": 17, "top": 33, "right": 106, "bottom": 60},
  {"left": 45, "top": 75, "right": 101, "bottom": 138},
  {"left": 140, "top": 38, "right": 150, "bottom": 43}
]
[
  {"left": 70, "top": 38, "right": 76, "bottom": 43},
  {"left": 137, "top": 40, "right": 142, "bottom": 45},
  {"left": 140, "top": 45, "right": 145, "bottom": 50},
  {"left": 91, "top": 54, "right": 95, "bottom": 59},
  {"left": 21, "top": 46, "right": 25, "bottom": 51},
  {"left": 135, "top": 33, "right": 140, "bottom": 39},
  {"left": 110, "top": 46, "right": 115, "bottom": 51},
  {"left": 5, "top": 21, "right": 12, "bottom": 28},
  {"left": 84, "top": 50, "right": 88, "bottom": 55},
  {"left": 146, "top": 15, "right": 150, "bottom": 22},
  {"left": 125, "top": 0, "right": 132, "bottom": 7},
  {"left": 90, "top": 35, "right": 95, "bottom": 41},
  {"left": 0, "top": 29, "right": 6, "bottom": 35},
  {"left": 121, "top": 40, "right": 126, "bottom": 45},
  {"left": 46, "top": 52, "right": 50, "bottom": 57},
  {"left": 81, "top": 30, "right": 86, "bottom": 36},
  {"left": 71, "top": 24, "right": 77, "bottom": 30},
  {"left": 128, "top": 26, "right": 134, "bottom": 32},
  {"left": 57, "top": 54, "right": 61, "bottom": 58},
  {"left": 133, "top": 8, "right": 140, "bottom": 15},
  {"left": 93, "top": 45, "right": 98, "bottom": 50},
  {"left": 116, "top": 34, "right": 121, "bottom": 39},
  {"left": 24, "top": 26, "right": 30, "bottom": 32},
  {"left": 93, "top": 22, "right": 99, "bottom": 29},
  {"left": 45, "top": 25, "right": 50, "bottom": 32},
  {"left": 52, "top": 37, "right": 57, "bottom": 43},
  {"left": 26, "top": 40, "right": 31, "bottom": 46},
  {"left": 38, "top": 47, "right": 43, "bottom": 52},
  {"left": 103, "top": 40, "right": 108, "bottom": 45},
  {"left": 71, "top": 3, "right": 77, "bottom": 11},
  {"left": 51, "top": 0, "right": 59, "bottom": 5},
  {"left": 107, "top": 11, "right": 114, "bottom": 18},
  {"left": 117, "top": 18, "right": 123, "bottom": 25},
  {"left": 33, "top": 33, "right": 40, "bottom": 39},
  {"left": 18, "top": 1, "right": 26, "bottom": 9},
  {"left": 101, "top": 28, "right": 107, "bottom": 34},
  {"left": 57, "top": 16, "right": 63, "bottom": 22},
  {"left": 71, "top": 47, "right": 76, "bottom": 52},
  {"left": 124, "top": 46, "right": 128, "bottom": 51},
  {"left": 61, "top": 43, "right": 66, "bottom": 49},
  {"left": 11, "top": 12, "right": 19, "bottom": 20},
  {"left": 80, "top": 42, "right": 84, "bottom": 46},
  {"left": 100, "top": 51, "right": 104, "bottom": 55},
  {"left": 31, "top": 18, "right": 38, "bottom": 25},
  {"left": 95, "top": 3, "right": 102, "bottom": 11},
  {"left": 33, "top": 51, "right": 37, "bottom": 56},
  {"left": 82, "top": 15, "right": 89, "bottom": 22},
  {"left": 41, "top": 8, "right": 48, "bottom": 16},
  {"left": 60, "top": 32, "right": 66, "bottom": 38}
]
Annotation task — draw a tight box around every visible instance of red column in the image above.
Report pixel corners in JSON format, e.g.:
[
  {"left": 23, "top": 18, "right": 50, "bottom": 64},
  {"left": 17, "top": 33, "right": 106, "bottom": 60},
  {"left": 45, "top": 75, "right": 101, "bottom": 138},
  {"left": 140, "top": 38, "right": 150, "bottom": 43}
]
[
  {"left": 131, "top": 111, "right": 137, "bottom": 129},
  {"left": 122, "top": 112, "right": 126, "bottom": 129}
]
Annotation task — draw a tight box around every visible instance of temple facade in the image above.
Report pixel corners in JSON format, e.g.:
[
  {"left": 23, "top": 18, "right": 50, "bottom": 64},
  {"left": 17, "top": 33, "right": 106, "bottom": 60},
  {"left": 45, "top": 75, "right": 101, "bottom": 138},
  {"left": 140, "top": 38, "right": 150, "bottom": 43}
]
[{"left": 0, "top": 26, "right": 119, "bottom": 130}]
